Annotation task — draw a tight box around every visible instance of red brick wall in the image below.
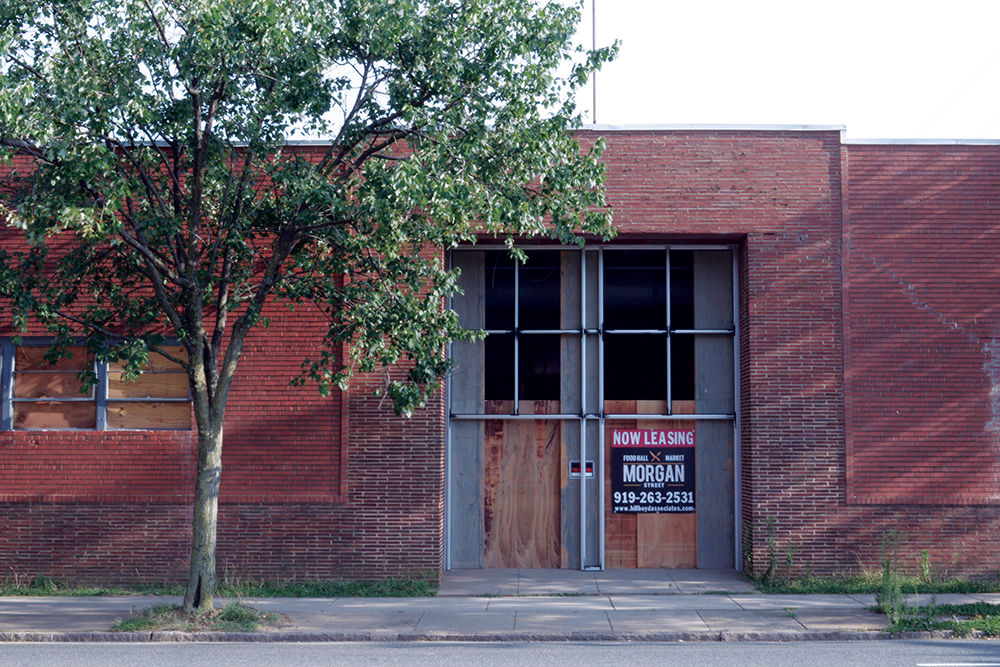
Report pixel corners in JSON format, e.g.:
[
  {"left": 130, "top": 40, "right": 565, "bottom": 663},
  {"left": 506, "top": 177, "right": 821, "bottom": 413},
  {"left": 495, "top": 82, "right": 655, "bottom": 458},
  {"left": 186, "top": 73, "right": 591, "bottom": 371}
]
[
  {"left": 844, "top": 144, "right": 1000, "bottom": 506},
  {"left": 587, "top": 129, "right": 849, "bottom": 574},
  {"left": 5, "top": 132, "right": 1000, "bottom": 583}
]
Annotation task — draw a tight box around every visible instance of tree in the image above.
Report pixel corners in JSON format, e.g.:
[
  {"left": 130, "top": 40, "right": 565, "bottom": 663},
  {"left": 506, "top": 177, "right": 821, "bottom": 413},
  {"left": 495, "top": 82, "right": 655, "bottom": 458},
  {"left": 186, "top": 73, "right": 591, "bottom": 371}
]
[{"left": 0, "top": 0, "right": 615, "bottom": 612}]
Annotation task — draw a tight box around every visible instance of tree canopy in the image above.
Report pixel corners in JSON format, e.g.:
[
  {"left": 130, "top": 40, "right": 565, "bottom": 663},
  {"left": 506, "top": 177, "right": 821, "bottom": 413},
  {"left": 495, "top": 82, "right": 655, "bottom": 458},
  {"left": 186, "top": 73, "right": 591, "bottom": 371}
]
[{"left": 0, "top": 0, "right": 615, "bottom": 611}]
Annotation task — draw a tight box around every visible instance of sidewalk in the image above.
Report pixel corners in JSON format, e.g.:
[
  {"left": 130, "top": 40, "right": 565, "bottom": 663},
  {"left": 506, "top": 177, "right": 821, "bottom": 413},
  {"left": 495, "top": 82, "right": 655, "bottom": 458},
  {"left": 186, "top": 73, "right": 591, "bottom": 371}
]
[{"left": 2, "top": 569, "right": 994, "bottom": 642}]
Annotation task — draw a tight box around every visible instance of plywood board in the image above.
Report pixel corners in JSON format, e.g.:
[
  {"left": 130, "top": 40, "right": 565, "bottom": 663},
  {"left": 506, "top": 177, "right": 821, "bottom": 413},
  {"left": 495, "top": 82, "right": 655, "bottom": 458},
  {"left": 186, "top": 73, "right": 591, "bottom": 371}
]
[
  {"left": 15, "top": 346, "right": 91, "bottom": 371},
  {"left": 107, "top": 371, "right": 188, "bottom": 399},
  {"left": 604, "top": 401, "right": 638, "bottom": 568},
  {"left": 637, "top": 512, "right": 697, "bottom": 567},
  {"left": 13, "top": 372, "right": 87, "bottom": 399},
  {"left": 484, "top": 408, "right": 561, "bottom": 568},
  {"left": 107, "top": 345, "right": 187, "bottom": 372},
  {"left": 604, "top": 400, "right": 698, "bottom": 569},
  {"left": 107, "top": 401, "right": 190, "bottom": 429},
  {"left": 14, "top": 401, "right": 95, "bottom": 429}
]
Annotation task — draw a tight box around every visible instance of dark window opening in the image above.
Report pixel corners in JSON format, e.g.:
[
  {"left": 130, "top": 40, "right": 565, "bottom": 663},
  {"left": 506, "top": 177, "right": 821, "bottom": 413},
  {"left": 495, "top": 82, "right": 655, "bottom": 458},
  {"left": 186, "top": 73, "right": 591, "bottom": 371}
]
[
  {"left": 603, "top": 250, "right": 666, "bottom": 330},
  {"left": 484, "top": 333, "right": 514, "bottom": 400},
  {"left": 669, "top": 249, "right": 694, "bottom": 330},
  {"left": 671, "top": 334, "right": 694, "bottom": 401},
  {"left": 484, "top": 251, "right": 514, "bottom": 330},
  {"left": 519, "top": 334, "right": 560, "bottom": 400},
  {"left": 603, "top": 334, "right": 666, "bottom": 401},
  {"left": 519, "top": 251, "right": 561, "bottom": 330}
]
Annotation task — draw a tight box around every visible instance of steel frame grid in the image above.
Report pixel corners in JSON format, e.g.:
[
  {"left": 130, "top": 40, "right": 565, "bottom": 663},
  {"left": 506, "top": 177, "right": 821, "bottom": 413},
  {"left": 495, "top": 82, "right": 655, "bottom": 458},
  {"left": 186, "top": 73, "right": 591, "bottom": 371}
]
[{"left": 444, "top": 243, "right": 739, "bottom": 572}]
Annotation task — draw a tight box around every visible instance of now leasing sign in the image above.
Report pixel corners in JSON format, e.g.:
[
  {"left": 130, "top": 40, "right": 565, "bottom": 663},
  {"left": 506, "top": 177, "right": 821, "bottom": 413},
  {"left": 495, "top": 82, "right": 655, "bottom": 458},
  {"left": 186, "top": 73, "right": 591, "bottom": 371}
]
[{"left": 611, "top": 428, "right": 695, "bottom": 514}]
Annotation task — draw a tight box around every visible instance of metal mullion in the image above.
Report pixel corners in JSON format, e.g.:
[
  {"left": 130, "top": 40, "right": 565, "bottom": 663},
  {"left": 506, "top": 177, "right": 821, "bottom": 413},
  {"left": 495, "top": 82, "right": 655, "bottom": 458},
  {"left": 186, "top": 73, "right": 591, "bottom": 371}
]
[
  {"left": 519, "top": 329, "right": 577, "bottom": 335},
  {"left": 96, "top": 359, "right": 108, "bottom": 430},
  {"left": 605, "top": 413, "right": 734, "bottom": 420},
  {"left": 732, "top": 245, "right": 743, "bottom": 571},
  {"left": 598, "top": 248, "right": 605, "bottom": 570},
  {"left": 513, "top": 257, "right": 519, "bottom": 415},
  {"left": 666, "top": 249, "right": 672, "bottom": 413},
  {"left": 445, "top": 265, "right": 454, "bottom": 572},
  {"left": 604, "top": 328, "right": 666, "bottom": 335},
  {"left": 0, "top": 341, "right": 12, "bottom": 430},
  {"left": 15, "top": 397, "right": 94, "bottom": 402},
  {"left": 597, "top": 244, "right": 670, "bottom": 250},
  {"left": 450, "top": 413, "right": 581, "bottom": 420},
  {"left": 673, "top": 329, "right": 733, "bottom": 335},
  {"left": 105, "top": 397, "right": 190, "bottom": 402},
  {"left": 579, "top": 249, "right": 587, "bottom": 571}
]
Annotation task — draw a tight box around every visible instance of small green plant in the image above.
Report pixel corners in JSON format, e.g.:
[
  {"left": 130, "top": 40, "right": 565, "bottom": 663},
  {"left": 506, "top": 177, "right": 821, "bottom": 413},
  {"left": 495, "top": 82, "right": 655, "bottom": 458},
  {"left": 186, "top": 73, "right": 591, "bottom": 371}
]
[
  {"left": 762, "top": 516, "right": 778, "bottom": 584},
  {"left": 784, "top": 541, "right": 800, "bottom": 572},
  {"left": 919, "top": 550, "right": 932, "bottom": 584},
  {"left": 742, "top": 521, "right": 754, "bottom": 573},
  {"left": 875, "top": 530, "right": 905, "bottom": 624},
  {"left": 887, "top": 600, "right": 1000, "bottom": 636}
]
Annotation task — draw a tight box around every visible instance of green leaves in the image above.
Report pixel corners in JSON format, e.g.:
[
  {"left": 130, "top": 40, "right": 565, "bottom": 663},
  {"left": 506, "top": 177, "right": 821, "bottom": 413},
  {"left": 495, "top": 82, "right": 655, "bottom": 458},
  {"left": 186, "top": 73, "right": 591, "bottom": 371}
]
[{"left": 0, "top": 0, "right": 615, "bottom": 417}]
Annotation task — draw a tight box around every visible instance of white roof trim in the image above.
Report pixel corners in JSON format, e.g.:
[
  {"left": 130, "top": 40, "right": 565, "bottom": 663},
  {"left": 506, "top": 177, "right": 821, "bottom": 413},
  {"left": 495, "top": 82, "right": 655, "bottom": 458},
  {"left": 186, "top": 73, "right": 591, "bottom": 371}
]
[
  {"left": 843, "top": 137, "right": 1000, "bottom": 146},
  {"left": 579, "top": 123, "right": 846, "bottom": 133}
]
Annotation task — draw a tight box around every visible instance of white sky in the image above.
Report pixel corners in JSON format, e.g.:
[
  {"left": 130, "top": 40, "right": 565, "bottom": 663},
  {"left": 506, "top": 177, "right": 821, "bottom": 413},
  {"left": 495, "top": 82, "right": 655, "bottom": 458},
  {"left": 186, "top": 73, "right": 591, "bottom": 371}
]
[{"left": 577, "top": 0, "right": 1000, "bottom": 139}]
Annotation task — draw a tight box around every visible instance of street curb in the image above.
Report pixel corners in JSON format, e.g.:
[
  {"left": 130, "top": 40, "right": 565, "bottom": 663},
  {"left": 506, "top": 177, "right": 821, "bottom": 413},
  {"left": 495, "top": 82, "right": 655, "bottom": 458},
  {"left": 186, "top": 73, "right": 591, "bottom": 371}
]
[{"left": 0, "top": 629, "right": 977, "bottom": 643}]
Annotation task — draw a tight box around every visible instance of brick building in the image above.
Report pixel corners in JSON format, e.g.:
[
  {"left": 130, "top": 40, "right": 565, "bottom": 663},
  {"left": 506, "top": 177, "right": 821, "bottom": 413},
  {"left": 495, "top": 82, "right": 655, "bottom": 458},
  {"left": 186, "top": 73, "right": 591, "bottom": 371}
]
[{"left": 2, "top": 126, "right": 999, "bottom": 583}]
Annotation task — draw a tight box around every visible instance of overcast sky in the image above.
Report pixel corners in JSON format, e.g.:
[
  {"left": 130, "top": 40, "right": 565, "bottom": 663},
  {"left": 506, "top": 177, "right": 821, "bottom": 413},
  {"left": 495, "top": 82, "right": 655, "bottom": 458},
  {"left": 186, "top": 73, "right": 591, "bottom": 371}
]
[{"left": 576, "top": 0, "right": 1000, "bottom": 139}]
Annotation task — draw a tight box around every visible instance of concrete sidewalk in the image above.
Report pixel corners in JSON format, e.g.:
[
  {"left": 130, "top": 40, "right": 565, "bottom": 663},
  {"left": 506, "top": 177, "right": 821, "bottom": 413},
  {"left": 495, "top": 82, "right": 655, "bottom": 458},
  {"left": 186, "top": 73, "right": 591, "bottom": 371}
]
[{"left": 1, "top": 569, "right": 995, "bottom": 642}]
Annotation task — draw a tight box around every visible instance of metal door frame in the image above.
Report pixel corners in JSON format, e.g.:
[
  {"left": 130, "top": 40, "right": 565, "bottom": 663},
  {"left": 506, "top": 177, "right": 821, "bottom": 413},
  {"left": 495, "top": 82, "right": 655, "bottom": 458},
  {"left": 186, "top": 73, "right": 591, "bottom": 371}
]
[{"left": 445, "top": 243, "right": 740, "bottom": 570}]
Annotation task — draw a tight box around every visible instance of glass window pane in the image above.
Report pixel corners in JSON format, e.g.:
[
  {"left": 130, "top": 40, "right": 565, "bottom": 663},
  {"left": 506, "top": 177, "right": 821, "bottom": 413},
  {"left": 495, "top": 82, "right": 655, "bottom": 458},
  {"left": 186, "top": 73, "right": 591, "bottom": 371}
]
[
  {"left": 484, "top": 333, "right": 514, "bottom": 400},
  {"left": 670, "top": 334, "right": 695, "bottom": 401},
  {"left": 670, "top": 249, "right": 694, "bottom": 330},
  {"left": 604, "top": 333, "right": 666, "bottom": 400},
  {"left": 519, "top": 334, "right": 560, "bottom": 400},
  {"left": 519, "top": 250, "right": 561, "bottom": 330},
  {"left": 484, "top": 251, "right": 514, "bottom": 330},
  {"left": 603, "top": 250, "right": 666, "bottom": 330}
]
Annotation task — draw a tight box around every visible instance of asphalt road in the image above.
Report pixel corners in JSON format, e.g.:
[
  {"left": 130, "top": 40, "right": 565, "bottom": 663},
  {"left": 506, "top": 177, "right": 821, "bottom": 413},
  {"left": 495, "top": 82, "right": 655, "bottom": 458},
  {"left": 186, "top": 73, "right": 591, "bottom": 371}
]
[{"left": 2, "top": 640, "right": 1000, "bottom": 667}]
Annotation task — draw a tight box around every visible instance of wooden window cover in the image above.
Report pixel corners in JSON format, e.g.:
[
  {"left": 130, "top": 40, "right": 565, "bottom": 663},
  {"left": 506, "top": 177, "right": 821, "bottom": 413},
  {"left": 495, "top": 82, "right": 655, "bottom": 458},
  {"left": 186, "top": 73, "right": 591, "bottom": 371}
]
[
  {"left": 14, "top": 401, "right": 96, "bottom": 429},
  {"left": 6, "top": 343, "right": 190, "bottom": 431}
]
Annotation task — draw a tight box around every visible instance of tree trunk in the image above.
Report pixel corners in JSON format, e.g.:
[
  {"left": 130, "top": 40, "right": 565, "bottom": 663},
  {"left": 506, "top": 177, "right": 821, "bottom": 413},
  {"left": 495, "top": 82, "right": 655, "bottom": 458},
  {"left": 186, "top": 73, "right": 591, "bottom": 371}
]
[{"left": 183, "top": 425, "right": 223, "bottom": 613}]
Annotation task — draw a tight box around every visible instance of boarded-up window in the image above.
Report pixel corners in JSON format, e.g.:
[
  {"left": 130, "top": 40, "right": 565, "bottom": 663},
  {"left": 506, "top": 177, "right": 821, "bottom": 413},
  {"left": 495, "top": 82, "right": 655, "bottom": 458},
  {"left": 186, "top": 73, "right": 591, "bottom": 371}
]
[
  {"left": 12, "top": 345, "right": 96, "bottom": 429},
  {"left": 1, "top": 342, "right": 190, "bottom": 431},
  {"left": 107, "top": 345, "right": 190, "bottom": 429}
]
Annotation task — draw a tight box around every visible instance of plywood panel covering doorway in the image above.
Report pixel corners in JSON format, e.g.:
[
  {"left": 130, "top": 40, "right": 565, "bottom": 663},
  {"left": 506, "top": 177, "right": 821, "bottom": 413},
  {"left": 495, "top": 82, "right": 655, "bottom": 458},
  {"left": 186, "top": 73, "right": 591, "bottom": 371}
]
[
  {"left": 482, "top": 401, "right": 562, "bottom": 568},
  {"left": 604, "top": 400, "right": 698, "bottom": 568}
]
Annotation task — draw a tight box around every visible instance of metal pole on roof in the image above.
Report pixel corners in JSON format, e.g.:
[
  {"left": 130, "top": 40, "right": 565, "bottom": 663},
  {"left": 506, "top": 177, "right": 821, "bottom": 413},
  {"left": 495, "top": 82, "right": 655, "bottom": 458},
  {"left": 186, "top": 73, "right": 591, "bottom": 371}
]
[{"left": 592, "top": 0, "right": 597, "bottom": 124}]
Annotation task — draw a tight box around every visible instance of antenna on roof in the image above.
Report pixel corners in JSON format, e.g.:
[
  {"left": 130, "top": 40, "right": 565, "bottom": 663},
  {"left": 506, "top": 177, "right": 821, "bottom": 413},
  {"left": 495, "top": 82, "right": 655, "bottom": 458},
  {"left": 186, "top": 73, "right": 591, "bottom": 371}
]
[{"left": 592, "top": 0, "right": 597, "bottom": 124}]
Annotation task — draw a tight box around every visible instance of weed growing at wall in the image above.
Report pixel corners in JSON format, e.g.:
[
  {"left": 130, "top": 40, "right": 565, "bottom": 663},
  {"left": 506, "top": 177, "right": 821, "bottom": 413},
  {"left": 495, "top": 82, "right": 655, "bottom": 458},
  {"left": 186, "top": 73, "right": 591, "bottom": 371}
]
[{"left": 875, "top": 531, "right": 905, "bottom": 624}]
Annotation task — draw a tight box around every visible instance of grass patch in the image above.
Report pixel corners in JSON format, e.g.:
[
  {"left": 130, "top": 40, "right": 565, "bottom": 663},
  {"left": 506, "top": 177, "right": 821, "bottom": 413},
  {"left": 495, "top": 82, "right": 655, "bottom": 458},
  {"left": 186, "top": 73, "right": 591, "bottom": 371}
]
[
  {"left": 0, "top": 574, "right": 435, "bottom": 598},
  {"left": 111, "top": 602, "right": 282, "bottom": 633},
  {"left": 0, "top": 574, "right": 180, "bottom": 597},
  {"left": 215, "top": 577, "right": 437, "bottom": 598},
  {"left": 887, "top": 601, "right": 1000, "bottom": 637},
  {"left": 751, "top": 572, "right": 1000, "bottom": 595}
]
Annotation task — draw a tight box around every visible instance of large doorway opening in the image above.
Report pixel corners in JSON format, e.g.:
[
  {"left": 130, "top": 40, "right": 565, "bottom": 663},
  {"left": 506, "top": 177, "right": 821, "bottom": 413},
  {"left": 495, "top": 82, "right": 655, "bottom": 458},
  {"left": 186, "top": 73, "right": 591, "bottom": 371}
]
[{"left": 448, "top": 245, "right": 737, "bottom": 569}]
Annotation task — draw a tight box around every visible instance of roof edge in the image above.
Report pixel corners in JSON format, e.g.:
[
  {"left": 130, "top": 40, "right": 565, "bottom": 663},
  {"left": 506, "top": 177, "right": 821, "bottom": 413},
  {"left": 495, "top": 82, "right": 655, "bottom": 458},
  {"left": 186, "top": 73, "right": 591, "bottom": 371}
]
[
  {"left": 843, "top": 137, "right": 1000, "bottom": 146},
  {"left": 578, "top": 123, "right": 846, "bottom": 133}
]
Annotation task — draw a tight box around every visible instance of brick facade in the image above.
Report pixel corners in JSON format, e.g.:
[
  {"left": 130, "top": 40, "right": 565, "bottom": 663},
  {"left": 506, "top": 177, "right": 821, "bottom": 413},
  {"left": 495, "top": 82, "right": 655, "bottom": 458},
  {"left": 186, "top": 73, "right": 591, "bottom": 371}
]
[{"left": 2, "top": 129, "right": 999, "bottom": 583}]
